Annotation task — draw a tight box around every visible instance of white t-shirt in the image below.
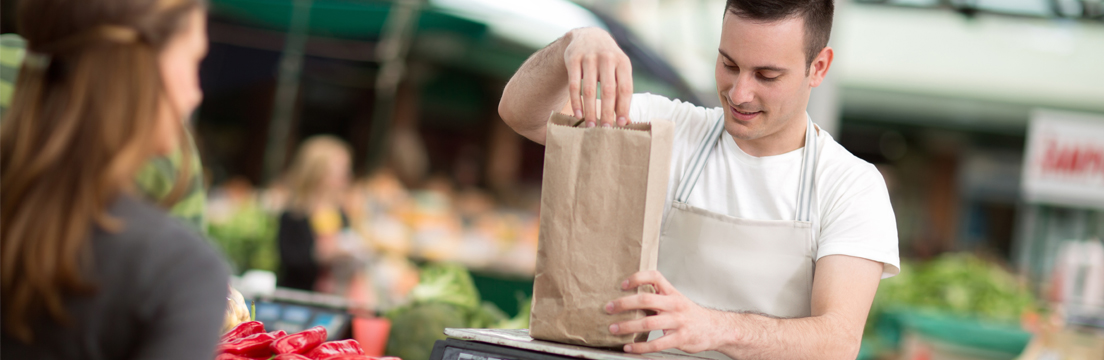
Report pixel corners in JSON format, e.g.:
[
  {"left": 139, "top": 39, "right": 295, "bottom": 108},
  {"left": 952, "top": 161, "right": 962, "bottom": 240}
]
[{"left": 629, "top": 93, "right": 901, "bottom": 278}]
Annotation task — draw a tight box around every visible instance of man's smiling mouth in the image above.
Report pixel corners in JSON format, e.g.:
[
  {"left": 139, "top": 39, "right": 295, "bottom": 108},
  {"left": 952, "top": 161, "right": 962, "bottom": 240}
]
[{"left": 730, "top": 106, "right": 763, "bottom": 120}]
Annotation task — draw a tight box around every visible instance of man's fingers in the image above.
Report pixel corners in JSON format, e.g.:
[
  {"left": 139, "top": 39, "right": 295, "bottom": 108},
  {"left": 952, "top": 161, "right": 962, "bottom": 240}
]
[
  {"left": 623, "top": 270, "right": 678, "bottom": 296},
  {"left": 581, "top": 55, "right": 598, "bottom": 127},
  {"left": 609, "top": 314, "right": 676, "bottom": 335},
  {"left": 566, "top": 54, "right": 583, "bottom": 119},
  {"left": 615, "top": 58, "right": 633, "bottom": 126},
  {"left": 607, "top": 293, "right": 674, "bottom": 314},
  {"left": 599, "top": 56, "right": 617, "bottom": 127},
  {"left": 624, "top": 333, "right": 681, "bottom": 354}
]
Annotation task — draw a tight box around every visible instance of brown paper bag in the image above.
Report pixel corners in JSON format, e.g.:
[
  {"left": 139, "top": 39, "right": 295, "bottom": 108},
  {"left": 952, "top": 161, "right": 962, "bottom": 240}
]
[{"left": 528, "top": 112, "right": 674, "bottom": 347}]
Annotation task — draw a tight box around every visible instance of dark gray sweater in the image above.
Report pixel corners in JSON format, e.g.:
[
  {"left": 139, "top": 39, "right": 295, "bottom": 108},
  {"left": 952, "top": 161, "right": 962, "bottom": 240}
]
[{"left": 2, "top": 195, "right": 230, "bottom": 360}]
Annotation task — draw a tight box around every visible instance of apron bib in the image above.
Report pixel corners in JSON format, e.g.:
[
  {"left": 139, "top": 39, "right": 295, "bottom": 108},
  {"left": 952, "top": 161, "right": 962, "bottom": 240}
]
[{"left": 649, "top": 115, "right": 822, "bottom": 358}]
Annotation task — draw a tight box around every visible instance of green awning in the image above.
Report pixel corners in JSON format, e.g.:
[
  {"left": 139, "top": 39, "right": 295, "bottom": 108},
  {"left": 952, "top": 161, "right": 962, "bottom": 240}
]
[{"left": 210, "top": 0, "right": 488, "bottom": 40}]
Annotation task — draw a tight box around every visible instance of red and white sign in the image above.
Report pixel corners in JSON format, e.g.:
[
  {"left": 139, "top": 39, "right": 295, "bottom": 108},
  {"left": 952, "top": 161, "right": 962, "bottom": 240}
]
[{"left": 1022, "top": 109, "right": 1104, "bottom": 209}]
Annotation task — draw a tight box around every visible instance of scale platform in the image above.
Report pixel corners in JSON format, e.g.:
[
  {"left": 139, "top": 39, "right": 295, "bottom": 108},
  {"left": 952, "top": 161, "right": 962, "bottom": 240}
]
[{"left": 430, "top": 328, "right": 715, "bottom": 360}]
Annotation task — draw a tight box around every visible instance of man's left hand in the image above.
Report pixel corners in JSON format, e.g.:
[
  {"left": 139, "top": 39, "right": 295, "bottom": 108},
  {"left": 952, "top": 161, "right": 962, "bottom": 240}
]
[{"left": 605, "top": 270, "right": 730, "bottom": 354}]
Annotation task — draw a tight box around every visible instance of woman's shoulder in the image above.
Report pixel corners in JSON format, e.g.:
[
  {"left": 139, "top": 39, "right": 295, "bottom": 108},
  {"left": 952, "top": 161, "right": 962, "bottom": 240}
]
[
  {"left": 97, "top": 195, "right": 227, "bottom": 275},
  {"left": 105, "top": 195, "right": 203, "bottom": 244}
]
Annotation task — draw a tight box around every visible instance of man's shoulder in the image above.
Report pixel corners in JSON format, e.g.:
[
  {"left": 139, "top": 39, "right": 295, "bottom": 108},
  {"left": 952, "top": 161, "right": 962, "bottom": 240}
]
[
  {"left": 815, "top": 131, "right": 887, "bottom": 195},
  {"left": 810, "top": 129, "right": 900, "bottom": 277},
  {"left": 632, "top": 93, "right": 723, "bottom": 148},
  {"left": 631, "top": 93, "right": 721, "bottom": 122}
]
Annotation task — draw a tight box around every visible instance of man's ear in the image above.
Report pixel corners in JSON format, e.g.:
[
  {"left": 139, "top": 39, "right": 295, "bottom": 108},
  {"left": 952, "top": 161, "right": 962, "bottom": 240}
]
[{"left": 809, "top": 46, "right": 834, "bottom": 88}]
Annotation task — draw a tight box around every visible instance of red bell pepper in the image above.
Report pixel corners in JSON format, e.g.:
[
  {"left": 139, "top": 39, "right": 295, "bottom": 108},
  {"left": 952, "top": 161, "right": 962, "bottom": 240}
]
[
  {"left": 214, "top": 353, "right": 259, "bottom": 360},
  {"left": 218, "top": 331, "right": 278, "bottom": 358},
  {"left": 271, "top": 326, "right": 328, "bottom": 354},
  {"left": 320, "top": 356, "right": 375, "bottom": 360},
  {"left": 318, "top": 356, "right": 401, "bottom": 360},
  {"left": 220, "top": 321, "right": 265, "bottom": 343},
  {"left": 272, "top": 354, "right": 313, "bottom": 360},
  {"left": 303, "top": 339, "right": 364, "bottom": 359},
  {"left": 270, "top": 330, "right": 288, "bottom": 339}
]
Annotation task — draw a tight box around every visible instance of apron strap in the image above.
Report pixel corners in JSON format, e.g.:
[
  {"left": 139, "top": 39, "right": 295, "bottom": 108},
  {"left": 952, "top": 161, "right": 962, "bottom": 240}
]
[
  {"left": 795, "top": 117, "right": 818, "bottom": 222},
  {"left": 674, "top": 113, "right": 727, "bottom": 203}
]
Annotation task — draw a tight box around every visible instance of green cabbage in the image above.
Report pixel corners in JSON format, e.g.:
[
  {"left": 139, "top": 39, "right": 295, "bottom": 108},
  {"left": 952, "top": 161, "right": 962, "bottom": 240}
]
[
  {"left": 386, "top": 263, "right": 515, "bottom": 360},
  {"left": 207, "top": 200, "right": 277, "bottom": 274},
  {"left": 408, "top": 262, "right": 481, "bottom": 309},
  {"left": 384, "top": 302, "right": 466, "bottom": 360}
]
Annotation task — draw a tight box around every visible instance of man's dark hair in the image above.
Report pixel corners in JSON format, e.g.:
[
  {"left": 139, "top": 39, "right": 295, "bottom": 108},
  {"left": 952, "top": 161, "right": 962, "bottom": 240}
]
[{"left": 725, "top": 0, "right": 834, "bottom": 68}]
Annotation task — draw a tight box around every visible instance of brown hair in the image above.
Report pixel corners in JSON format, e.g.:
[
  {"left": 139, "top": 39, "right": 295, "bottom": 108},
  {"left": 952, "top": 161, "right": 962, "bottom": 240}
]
[
  {"left": 725, "top": 0, "right": 834, "bottom": 68},
  {"left": 1, "top": 0, "right": 205, "bottom": 343},
  {"left": 283, "top": 135, "right": 353, "bottom": 214}
]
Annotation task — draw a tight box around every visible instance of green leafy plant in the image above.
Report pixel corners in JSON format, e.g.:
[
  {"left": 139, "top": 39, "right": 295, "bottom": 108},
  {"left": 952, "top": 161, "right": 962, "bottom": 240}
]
[
  {"left": 385, "top": 263, "right": 526, "bottom": 360},
  {"left": 207, "top": 200, "right": 278, "bottom": 274},
  {"left": 408, "top": 262, "right": 482, "bottom": 309},
  {"left": 866, "top": 253, "right": 1038, "bottom": 338}
]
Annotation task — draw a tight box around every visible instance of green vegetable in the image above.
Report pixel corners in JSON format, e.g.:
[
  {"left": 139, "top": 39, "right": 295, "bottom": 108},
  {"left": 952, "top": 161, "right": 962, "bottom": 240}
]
[
  {"left": 385, "top": 263, "right": 537, "bottom": 360},
  {"left": 384, "top": 302, "right": 466, "bottom": 360},
  {"left": 408, "top": 263, "right": 481, "bottom": 309},
  {"left": 467, "top": 301, "right": 508, "bottom": 329},
  {"left": 207, "top": 200, "right": 278, "bottom": 274},
  {"left": 866, "top": 253, "right": 1038, "bottom": 336},
  {"left": 386, "top": 263, "right": 526, "bottom": 360}
]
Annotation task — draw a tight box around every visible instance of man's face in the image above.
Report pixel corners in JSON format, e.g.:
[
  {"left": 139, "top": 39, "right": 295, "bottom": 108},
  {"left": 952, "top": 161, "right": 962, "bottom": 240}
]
[{"left": 715, "top": 13, "right": 815, "bottom": 141}]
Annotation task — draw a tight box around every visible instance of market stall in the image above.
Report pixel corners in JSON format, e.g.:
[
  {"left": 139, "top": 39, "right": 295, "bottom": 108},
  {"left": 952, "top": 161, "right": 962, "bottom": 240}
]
[{"left": 194, "top": 1, "right": 1104, "bottom": 359}]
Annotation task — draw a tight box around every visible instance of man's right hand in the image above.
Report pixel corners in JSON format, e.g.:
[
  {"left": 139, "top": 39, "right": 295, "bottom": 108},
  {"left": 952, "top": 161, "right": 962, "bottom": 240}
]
[
  {"left": 499, "top": 27, "right": 634, "bottom": 145},
  {"left": 562, "top": 27, "right": 633, "bottom": 128}
]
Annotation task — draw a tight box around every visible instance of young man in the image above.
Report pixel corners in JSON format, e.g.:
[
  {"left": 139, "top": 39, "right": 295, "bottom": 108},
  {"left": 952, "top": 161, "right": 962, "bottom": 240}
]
[{"left": 498, "top": 1, "right": 899, "bottom": 359}]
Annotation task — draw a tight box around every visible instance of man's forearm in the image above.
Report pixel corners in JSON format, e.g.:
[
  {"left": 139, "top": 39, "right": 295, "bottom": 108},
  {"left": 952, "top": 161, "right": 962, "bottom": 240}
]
[
  {"left": 498, "top": 31, "right": 573, "bottom": 144},
  {"left": 713, "top": 311, "right": 862, "bottom": 360}
]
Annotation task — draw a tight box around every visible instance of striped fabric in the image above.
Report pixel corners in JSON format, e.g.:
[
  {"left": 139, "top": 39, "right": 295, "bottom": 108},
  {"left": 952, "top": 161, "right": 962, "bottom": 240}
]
[{"left": 0, "top": 33, "right": 208, "bottom": 234}]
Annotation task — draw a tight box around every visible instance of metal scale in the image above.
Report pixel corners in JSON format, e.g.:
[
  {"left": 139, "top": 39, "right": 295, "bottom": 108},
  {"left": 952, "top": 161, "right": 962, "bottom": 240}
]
[{"left": 430, "top": 328, "right": 713, "bottom": 360}]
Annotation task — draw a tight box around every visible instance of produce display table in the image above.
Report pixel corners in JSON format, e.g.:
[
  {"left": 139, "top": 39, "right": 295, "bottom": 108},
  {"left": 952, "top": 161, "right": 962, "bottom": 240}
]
[
  {"left": 872, "top": 309, "right": 1032, "bottom": 360},
  {"left": 431, "top": 328, "right": 711, "bottom": 360}
]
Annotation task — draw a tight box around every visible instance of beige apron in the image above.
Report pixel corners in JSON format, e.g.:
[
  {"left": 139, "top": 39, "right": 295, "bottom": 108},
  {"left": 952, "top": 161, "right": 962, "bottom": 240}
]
[{"left": 649, "top": 115, "right": 822, "bottom": 358}]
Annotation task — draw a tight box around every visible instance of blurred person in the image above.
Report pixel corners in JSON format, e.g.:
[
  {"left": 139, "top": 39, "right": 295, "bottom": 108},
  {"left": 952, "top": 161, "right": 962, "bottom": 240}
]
[
  {"left": 277, "top": 135, "right": 374, "bottom": 305},
  {"left": 499, "top": 0, "right": 899, "bottom": 359},
  {"left": 0, "top": 0, "right": 230, "bottom": 359}
]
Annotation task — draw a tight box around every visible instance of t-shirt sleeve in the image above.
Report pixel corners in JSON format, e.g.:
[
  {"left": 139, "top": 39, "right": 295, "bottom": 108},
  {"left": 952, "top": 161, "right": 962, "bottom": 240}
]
[
  {"left": 628, "top": 93, "right": 715, "bottom": 135},
  {"left": 130, "top": 228, "right": 230, "bottom": 360},
  {"left": 815, "top": 162, "right": 901, "bottom": 279}
]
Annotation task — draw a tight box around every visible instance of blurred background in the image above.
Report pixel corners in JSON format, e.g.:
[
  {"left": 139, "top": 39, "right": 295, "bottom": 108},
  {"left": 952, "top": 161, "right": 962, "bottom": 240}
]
[{"left": 3, "top": 0, "right": 1103, "bottom": 359}]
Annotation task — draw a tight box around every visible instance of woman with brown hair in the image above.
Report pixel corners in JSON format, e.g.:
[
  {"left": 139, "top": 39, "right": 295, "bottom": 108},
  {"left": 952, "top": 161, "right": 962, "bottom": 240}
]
[{"left": 0, "top": 0, "right": 229, "bottom": 358}]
